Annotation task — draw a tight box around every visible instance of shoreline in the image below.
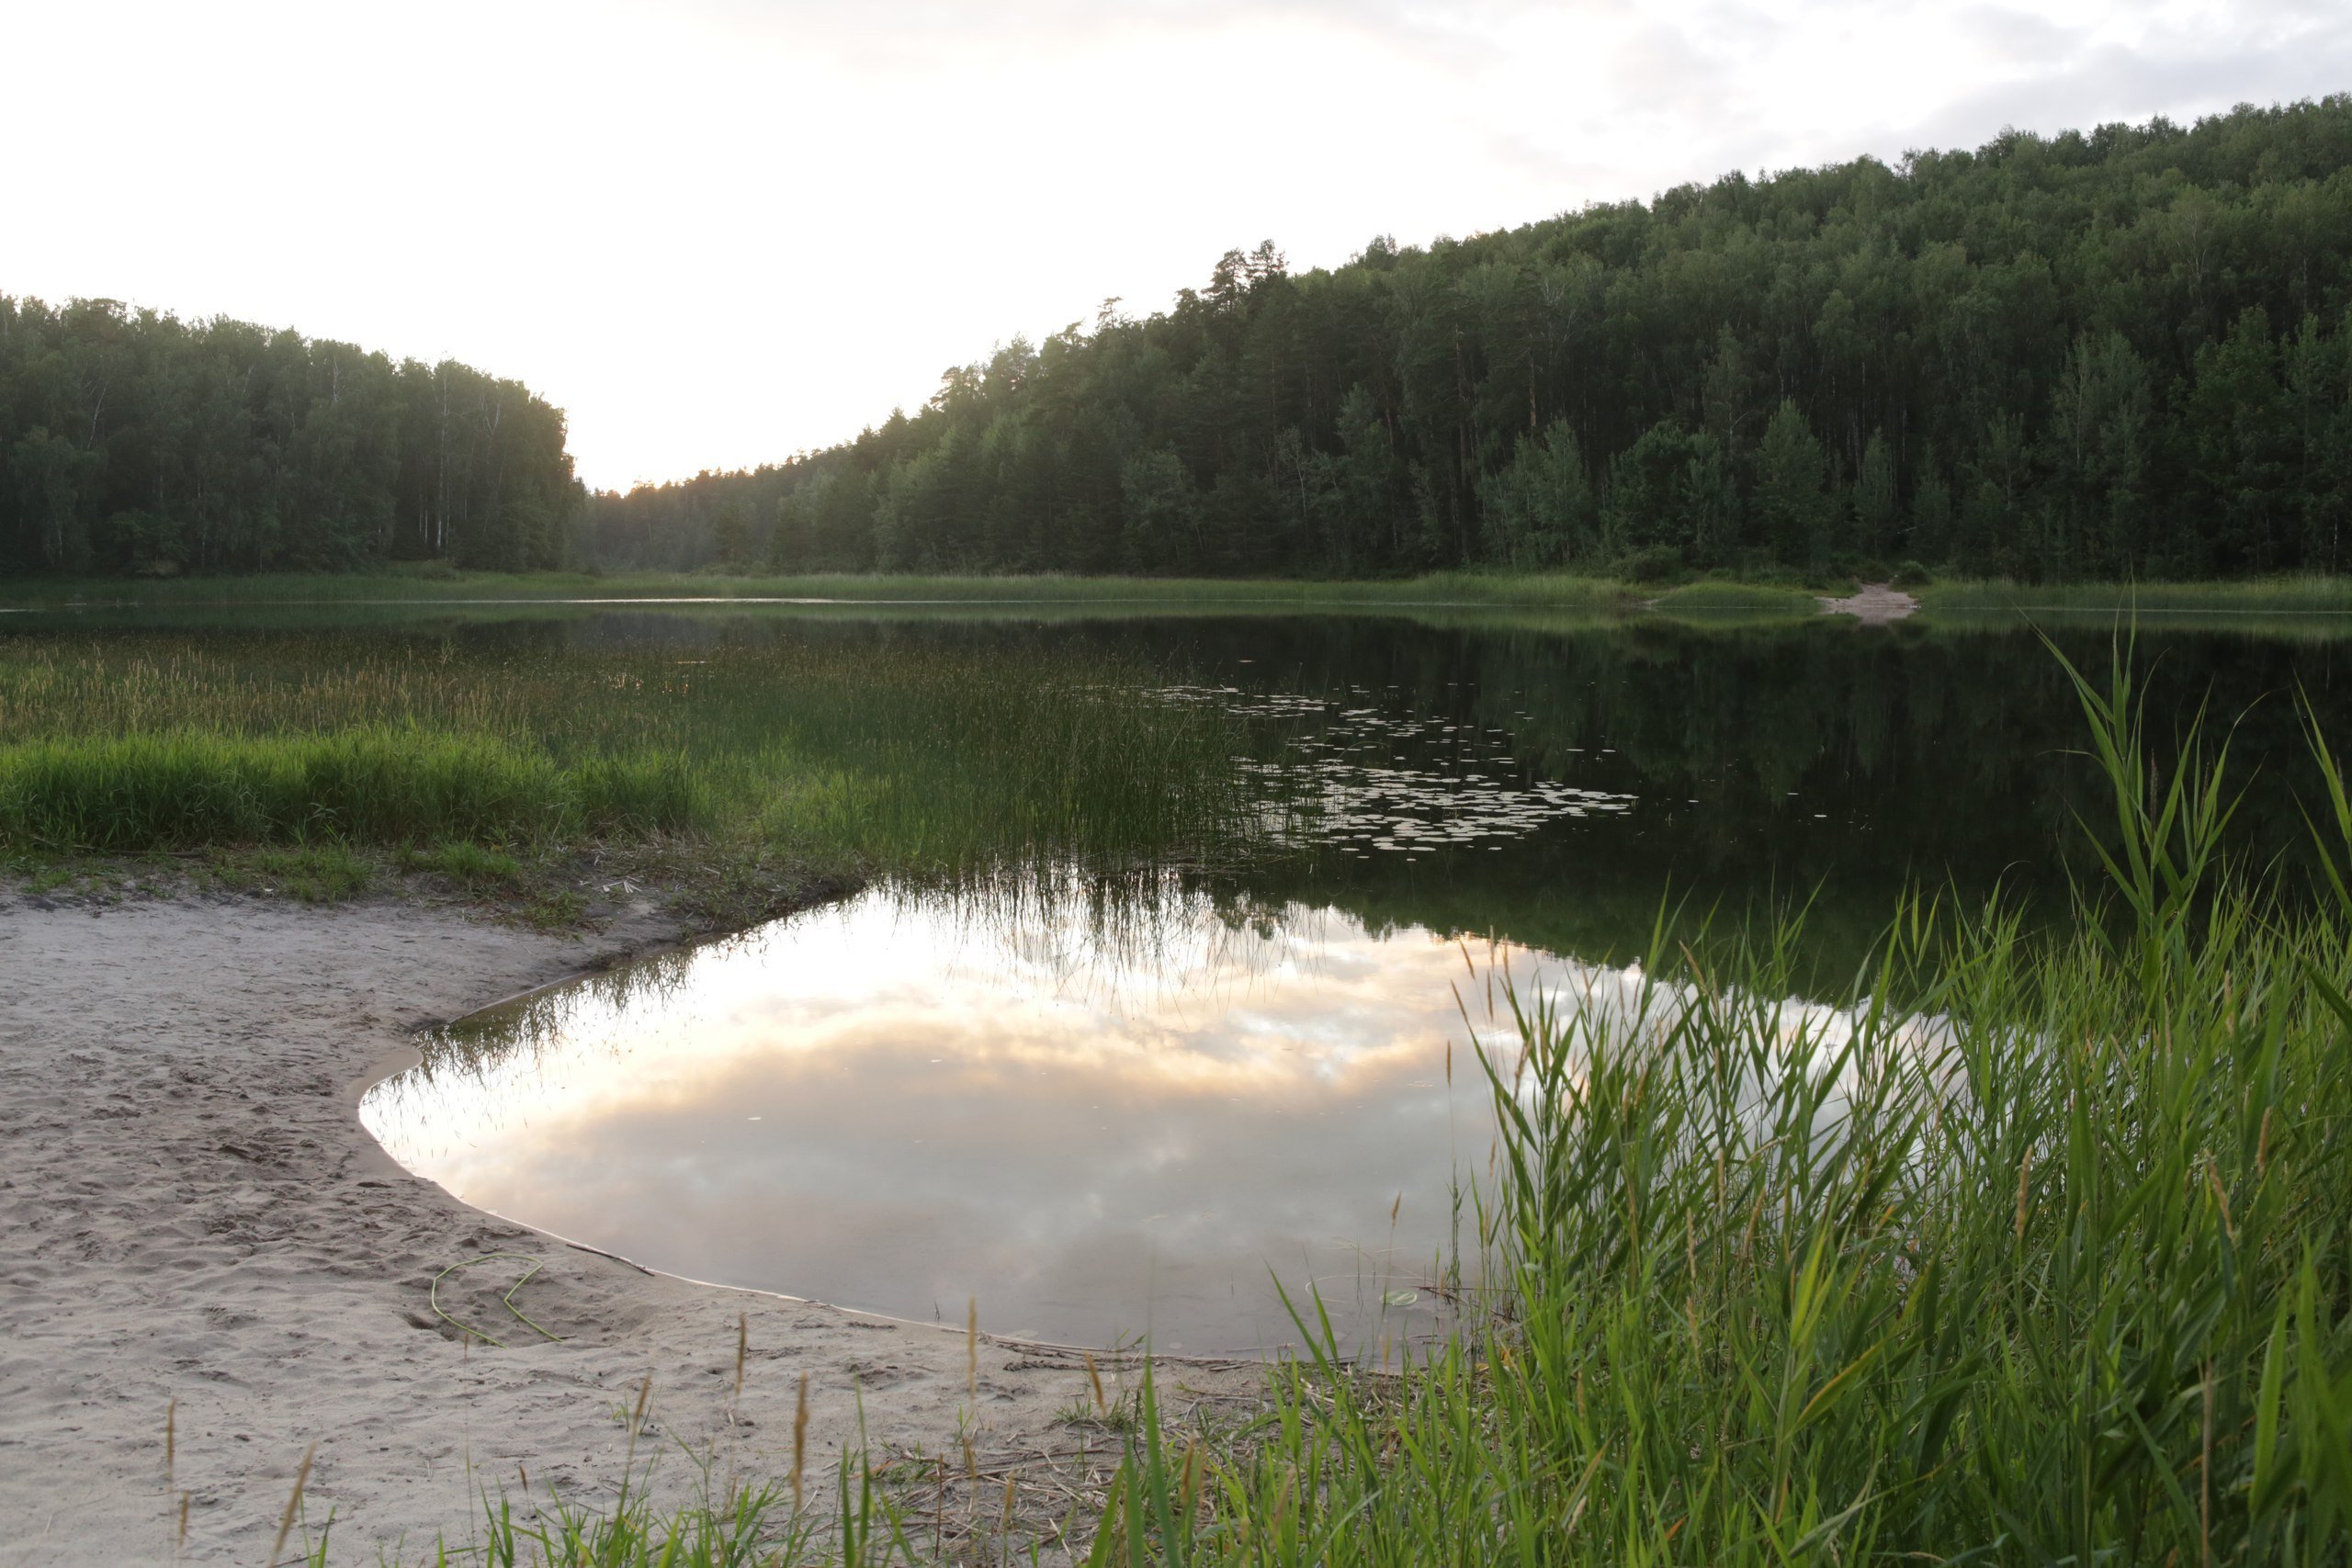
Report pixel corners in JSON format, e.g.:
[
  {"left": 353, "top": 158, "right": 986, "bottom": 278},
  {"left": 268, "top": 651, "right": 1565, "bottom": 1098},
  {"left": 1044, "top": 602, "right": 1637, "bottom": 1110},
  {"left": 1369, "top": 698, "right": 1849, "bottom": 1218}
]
[
  {"left": 0, "top": 886, "right": 1261, "bottom": 1564},
  {"left": 1817, "top": 582, "right": 1920, "bottom": 621}
]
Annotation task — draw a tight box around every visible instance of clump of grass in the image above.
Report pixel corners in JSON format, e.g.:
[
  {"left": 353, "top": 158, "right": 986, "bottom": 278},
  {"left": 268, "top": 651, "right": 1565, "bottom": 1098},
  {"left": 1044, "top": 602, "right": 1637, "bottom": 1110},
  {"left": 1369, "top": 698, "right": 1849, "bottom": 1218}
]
[
  {"left": 243, "top": 844, "right": 373, "bottom": 902},
  {"left": 1646, "top": 578, "right": 1825, "bottom": 614},
  {"left": 519, "top": 888, "right": 589, "bottom": 929},
  {"left": 18, "top": 862, "right": 77, "bottom": 895},
  {"left": 0, "top": 729, "right": 703, "bottom": 852},
  {"left": 401, "top": 840, "right": 525, "bottom": 890}
]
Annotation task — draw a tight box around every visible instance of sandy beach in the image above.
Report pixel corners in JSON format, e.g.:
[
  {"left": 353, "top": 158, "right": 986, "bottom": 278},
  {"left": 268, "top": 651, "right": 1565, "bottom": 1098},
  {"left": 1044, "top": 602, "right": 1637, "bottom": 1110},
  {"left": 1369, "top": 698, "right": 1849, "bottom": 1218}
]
[
  {"left": 1818, "top": 583, "right": 1920, "bottom": 622},
  {"left": 0, "top": 890, "right": 1260, "bottom": 1565}
]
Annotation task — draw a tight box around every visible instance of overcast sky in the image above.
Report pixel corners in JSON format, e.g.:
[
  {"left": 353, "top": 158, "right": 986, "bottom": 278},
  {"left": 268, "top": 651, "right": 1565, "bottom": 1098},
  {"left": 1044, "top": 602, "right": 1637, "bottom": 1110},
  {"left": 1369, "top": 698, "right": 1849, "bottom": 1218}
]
[{"left": 7, "top": 1, "right": 2349, "bottom": 490}]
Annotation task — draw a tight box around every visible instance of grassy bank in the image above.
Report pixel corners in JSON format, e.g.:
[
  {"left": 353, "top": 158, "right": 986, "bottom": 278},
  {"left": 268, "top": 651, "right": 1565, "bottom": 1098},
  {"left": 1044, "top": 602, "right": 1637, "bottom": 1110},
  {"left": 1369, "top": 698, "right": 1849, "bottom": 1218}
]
[
  {"left": 28, "top": 565, "right": 2352, "bottom": 623},
  {"left": 0, "top": 628, "right": 1276, "bottom": 889},
  {"left": 0, "top": 730, "right": 701, "bottom": 852},
  {"left": 1, "top": 565, "right": 1849, "bottom": 615},
  {"left": 1646, "top": 578, "right": 1828, "bottom": 615},
  {"left": 1918, "top": 573, "right": 2352, "bottom": 615},
  {"left": 3, "top": 567, "right": 1642, "bottom": 609}
]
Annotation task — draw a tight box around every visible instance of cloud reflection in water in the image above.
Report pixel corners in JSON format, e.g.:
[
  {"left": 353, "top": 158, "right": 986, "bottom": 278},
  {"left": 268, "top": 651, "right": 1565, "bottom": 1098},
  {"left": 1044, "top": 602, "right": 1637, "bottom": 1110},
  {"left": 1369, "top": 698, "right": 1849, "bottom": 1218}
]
[{"left": 363, "top": 882, "right": 1603, "bottom": 1354}]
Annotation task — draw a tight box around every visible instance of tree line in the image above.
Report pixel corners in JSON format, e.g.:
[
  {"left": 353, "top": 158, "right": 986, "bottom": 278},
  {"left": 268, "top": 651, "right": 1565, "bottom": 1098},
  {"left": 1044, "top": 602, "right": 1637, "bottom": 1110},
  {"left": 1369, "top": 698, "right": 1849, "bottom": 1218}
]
[
  {"left": 594, "top": 96, "right": 2352, "bottom": 582},
  {"left": 0, "top": 296, "right": 580, "bottom": 576},
  {"left": 17, "top": 97, "right": 2352, "bottom": 584}
]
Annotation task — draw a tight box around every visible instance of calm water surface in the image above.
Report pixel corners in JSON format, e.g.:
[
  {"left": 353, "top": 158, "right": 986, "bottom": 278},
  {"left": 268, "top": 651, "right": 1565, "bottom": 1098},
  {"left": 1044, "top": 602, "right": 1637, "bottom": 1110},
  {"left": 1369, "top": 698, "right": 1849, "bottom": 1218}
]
[
  {"left": 20, "top": 599, "right": 2348, "bottom": 1351},
  {"left": 363, "top": 884, "right": 1576, "bottom": 1352}
]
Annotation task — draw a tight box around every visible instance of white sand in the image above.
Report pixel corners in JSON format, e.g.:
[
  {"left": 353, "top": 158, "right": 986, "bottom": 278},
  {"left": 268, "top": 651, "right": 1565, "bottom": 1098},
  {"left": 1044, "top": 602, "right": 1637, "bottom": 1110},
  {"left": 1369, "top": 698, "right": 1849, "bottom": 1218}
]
[
  {"left": 1819, "top": 582, "right": 1920, "bottom": 621},
  {"left": 0, "top": 892, "right": 1259, "bottom": 1565}
]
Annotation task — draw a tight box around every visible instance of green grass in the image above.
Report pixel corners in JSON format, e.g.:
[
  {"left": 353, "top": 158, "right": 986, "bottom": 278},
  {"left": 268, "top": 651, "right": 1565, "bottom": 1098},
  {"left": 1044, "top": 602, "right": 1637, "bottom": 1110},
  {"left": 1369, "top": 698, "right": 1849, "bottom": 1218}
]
[
  {"left": 239, "top": 844, "right": 374, "bottom": 902},
  {"left": 401, "top": 840, "right": 526, "bottom": 889},
  {"left": 1648, "top": 579, "right": 1827, "bottom": 614},
  {"left": 0, "top": 628, "right": 1275, "bottom": 880},
  {"left": 0, "top": 729, "right": 702, "bottom": 852},
  {"left": 1919, "top": 573, "right": 2352, "bottom": 615},
  {"left": 29, "top": 564, "right": 2352, "bottom": 623}
]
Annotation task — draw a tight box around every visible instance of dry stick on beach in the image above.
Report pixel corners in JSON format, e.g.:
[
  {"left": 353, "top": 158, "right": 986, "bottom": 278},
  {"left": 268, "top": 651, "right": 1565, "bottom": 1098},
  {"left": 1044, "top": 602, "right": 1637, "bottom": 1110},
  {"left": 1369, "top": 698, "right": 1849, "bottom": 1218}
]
[{"left": 164, "top": 1395, "right": 179, "bottom": 1559}]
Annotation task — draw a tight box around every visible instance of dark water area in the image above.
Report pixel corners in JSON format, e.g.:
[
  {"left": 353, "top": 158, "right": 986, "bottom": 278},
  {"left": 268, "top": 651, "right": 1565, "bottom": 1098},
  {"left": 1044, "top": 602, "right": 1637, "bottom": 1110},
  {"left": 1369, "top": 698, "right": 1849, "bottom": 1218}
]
[{"left": 20, "top": 599, "right": 2350, "bottom": 1349}]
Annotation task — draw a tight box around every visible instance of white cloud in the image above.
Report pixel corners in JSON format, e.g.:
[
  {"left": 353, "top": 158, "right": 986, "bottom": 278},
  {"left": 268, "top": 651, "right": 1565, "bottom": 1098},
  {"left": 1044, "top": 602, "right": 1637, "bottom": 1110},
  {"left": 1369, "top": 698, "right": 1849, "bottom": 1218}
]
[{"left": 4, "top": 0, "right": 2346, "bottom": 489}]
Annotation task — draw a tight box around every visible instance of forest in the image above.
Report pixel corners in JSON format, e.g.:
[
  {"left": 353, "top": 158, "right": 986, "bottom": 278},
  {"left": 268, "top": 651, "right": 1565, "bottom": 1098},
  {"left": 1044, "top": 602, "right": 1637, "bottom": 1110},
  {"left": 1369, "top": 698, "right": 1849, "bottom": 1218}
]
[
  {"left": 0, "top": 297, "right": 579, "bottom": 576},
  {"left": 596, "top": 96, "right": 2352, "bottom": 583},
  {"left": 14, "top": 97, "right": 2352, "bottom": 582}
]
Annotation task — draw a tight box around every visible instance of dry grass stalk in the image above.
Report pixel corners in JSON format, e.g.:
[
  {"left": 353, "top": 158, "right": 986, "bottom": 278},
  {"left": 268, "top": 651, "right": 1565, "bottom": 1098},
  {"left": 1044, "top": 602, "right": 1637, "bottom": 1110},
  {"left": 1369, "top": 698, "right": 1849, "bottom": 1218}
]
[
  {"left": 732, "top": 1310, "right": 748, "bottom": 1416},
  {"left": 2015, "top": 1145, "right": 2034, "bottom": 1240},
  {"left": 266, "top": 1439, "right": 315, "bottom": 1568},
  {"left": 791, "top": 1371, "right": 809, "bottom": 1513}
]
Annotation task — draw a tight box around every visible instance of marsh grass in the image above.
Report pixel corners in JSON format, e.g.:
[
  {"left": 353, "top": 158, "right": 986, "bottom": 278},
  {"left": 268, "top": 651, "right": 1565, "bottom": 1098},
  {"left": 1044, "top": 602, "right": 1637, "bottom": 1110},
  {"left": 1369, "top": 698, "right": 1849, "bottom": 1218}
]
[
  {"left": 0, "top": 630, "right": 1275, "bottom": 879},
  {"left": 1646, "top": 579, "right": 1826, "bottom": 615},
  {"left": 1921, "top": 574, "right": 2352, "bottom": 615},
  {"left": 0, "top": 729, "right": 702, "bottom": 852},
  {"left": 1, "top": 567, "right": 1642, "bottom": 611}
]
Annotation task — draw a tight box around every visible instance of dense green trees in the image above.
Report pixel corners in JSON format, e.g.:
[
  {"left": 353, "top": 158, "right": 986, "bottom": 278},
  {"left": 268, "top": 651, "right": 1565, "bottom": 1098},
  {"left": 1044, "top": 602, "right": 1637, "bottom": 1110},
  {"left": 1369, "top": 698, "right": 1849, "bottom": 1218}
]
[
  {"left": 20, "top": 98, "right": 2352, "bottom": 584},
  {"left": 594, "top": 97, "right": 2352, "bottom": 582},
  {"left": 0, "top": 297, "right": 580, "bottom": 575}
]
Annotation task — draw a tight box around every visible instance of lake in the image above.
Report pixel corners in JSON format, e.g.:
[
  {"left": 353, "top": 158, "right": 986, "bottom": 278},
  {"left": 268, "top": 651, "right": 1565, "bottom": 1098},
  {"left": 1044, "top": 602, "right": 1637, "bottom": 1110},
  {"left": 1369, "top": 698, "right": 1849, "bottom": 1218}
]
[{"left": 14, "top": 597, "right": 2344, "bottom": 1352}]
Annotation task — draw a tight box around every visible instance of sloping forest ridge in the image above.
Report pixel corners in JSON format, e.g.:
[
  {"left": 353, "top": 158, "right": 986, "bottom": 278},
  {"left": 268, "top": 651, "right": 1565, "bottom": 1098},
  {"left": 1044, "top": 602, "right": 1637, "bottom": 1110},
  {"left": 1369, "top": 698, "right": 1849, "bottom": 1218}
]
[{"left": 10, "top": 97, "right": 2352, "bottom": 582}]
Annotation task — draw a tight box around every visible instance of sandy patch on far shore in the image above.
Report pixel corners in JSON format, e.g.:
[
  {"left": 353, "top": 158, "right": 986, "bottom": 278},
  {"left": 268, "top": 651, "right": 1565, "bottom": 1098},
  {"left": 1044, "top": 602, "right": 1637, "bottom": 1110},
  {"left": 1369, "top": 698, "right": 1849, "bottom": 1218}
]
[
  {"left": 0, "top": 892, "right": 1262, "bottom": 1565},
  {"left": 1818, "top": 582, "right": 1919, "bottom": 622}
]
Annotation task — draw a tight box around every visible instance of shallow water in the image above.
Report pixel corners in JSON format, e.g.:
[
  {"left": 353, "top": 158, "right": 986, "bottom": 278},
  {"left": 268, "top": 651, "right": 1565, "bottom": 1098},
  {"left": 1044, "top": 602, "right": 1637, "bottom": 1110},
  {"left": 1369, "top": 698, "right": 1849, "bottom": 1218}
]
[{"left": 21, "top": 598, "right": 2352, "bottom": 1350}]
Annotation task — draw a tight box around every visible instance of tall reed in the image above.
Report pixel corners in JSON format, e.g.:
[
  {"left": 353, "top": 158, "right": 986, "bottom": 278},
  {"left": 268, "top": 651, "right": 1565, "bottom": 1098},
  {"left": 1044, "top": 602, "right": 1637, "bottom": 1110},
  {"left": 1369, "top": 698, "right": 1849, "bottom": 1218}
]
[{"left": 1080, "top": 639, "right": 2352, "bottom": 1564}]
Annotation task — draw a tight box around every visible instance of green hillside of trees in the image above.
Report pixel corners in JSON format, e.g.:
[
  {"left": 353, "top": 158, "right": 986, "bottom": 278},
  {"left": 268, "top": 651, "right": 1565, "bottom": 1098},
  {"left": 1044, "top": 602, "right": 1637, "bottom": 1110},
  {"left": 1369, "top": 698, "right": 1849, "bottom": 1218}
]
[
  {"left": 597, "top": 96, "right": 2352, "bottom": 583},
  {"left": 0, "top": 298, "right": 578, "bottom": 575},
  {"left": 13, "top": 97, "right": 2352, "bottom": 584}
]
